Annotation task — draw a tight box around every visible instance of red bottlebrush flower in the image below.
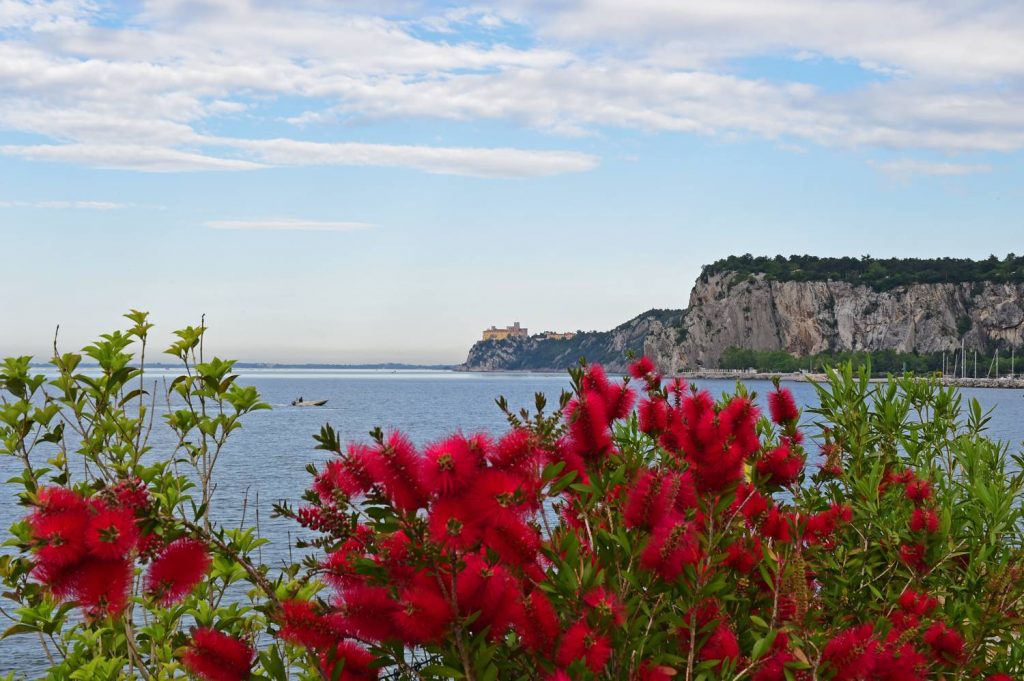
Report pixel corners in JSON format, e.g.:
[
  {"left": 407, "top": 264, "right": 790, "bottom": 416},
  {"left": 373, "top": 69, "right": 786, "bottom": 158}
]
[
  {"left": 820, "top": 624, "right": 878, "bottom": 681},
  {"left": 700, "top": 624, "right": 740, "bottom": 670},
  {"left": 111, "top": 477, "right": 151, "bottom": 512},
  {"left": 628, "top": 356, "right": 657, "bottom": 379},
  {"left": 488, "top": 428, "right": 538, "bottom": 472},
  {"left": 465, "top": 469, "right": 530, "bottom": 524},
  {"left": 85, "top": 505, "right": 139, "bottom": 559},
  {"left": 768, "top": 387, "right": 800, "bottom": 425},
  {"left": 731, "top": 482, "right": 769, "bottom": 524},
  {"left": 583, "top": 587, "right": 625, "bottom": 626},
  {"left": 456, "top": 554, "right": 521, "bottom": 636},
  {"left": 35, "top": 486, "right": 88, "bottom": 514},
  {"left": 872, "top": 643, "right": 927, "bottom": 681},
  {"left": 910, "top": 507, "right": 939, "bottom": 534},
  {"left": 751, "top": 632, "right": 795, "bottom": 681},
  {"left": 339, "top": 585, "right": 400, "bottom": 642},
  {"left": 557, "top": 619, "right": 611, "bottom": 673},
  {"left": 320, "top": 640, "right": 378, "bottom": 680},
  {"left": 923, "top": 622, "right": 964, "bottom": 665},
  {"left": 757, "top": 443, "right": 805, "bottom": 487},
  {"left": 365, "top": 432, "right": 428, "bottom": 513},
  {"left": 423, "top": 434, "right": 484, "bottom": 495},
  {"left": 904, "top": 479, "right": 932, "bottom": 504},
  {"left": 279, "top": 599, "right": 340, "bottom": 650},
  {"left": 638, "top": 397, "right": 670, "bottom": 434},
  {"left": 899, "top": 543, "right": 929, "bottom": 573},
  {"left": 483, "top": 516, "right": 541, "bottom": 568},
  {"left": 182, "top": 628, "right": 255, "bottom": 681},
  {"left": 803, "top": 504, "right": 851, "bottom": 545},
  {"left": 724, "top": 537, "right": 762, "bottom": 573},
  {"left": 314, "top": 459, "right": 360, "bottom": 502},
  {"left": 761, "top": 506, "right": 792, "bottom": 543},
  {"left": 74, "top": 557, "right": 132, "bottom": 617},
  {"left": 565, "top": 391, "right": 614, "bottom": 462},
  {"left": 428, "top": 497, "right": 483, "bottom": 552},
  {"left": 603, "top": 382, "right": 636, "bottom": 421},
  {"left": 323, "top": 544, "right": 364, "bottom": 589},
  {"left": 898, "top": 589, "right": 938, "bottom": 616},
  {"left": 393, "top": 577, "right": 454, "bottom": 644},
  {"left": 985, "top": 676, "right": 1014, "bottom": 681},
  {"left": 641, "top": 515, "right": 700, "bottom": 581},
  {"left": 145, "top": 538, "right": 211, "bottom": 605},
  {"left": 636, "top": 661, "right": 675, "bottom": 681},
  {"left": 514, "top": 589, "right": 560, "bottom": 653},
  {"left": 624, "top": 469, "right": 673, "bottom": 531},
  {"left": 31, "top": 508, "right": 89, "bottom": 569}
]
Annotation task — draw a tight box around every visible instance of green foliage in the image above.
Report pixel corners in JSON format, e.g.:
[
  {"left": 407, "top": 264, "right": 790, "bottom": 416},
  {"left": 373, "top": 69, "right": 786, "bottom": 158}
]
[
  {"left": 720, "top": 346, "right": 1023, "bottom": 376},
  {"left": 702, "top": 253, "right": 1024, "bottom": 291}
]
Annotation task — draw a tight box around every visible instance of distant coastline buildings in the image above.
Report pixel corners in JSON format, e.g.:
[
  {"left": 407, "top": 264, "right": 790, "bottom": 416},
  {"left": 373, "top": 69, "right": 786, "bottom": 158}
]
[
  {"left": 482, "top": 322, "right": 529, "bottom": 341},
  {"left": 481, "top": 322, "right": 576, "bottom": 342}
]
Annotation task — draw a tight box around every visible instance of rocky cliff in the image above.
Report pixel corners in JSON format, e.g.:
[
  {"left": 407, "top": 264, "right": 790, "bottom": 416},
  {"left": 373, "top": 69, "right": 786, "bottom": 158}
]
[
  {"left": 461, "top": 267, "right": 1024, "bottom": 372},
  {"left": 682, "top": 272, "right": 1024, "bottom": 367},
  {"left": 459, "top": 309, "right": 687, "bottom": 373}
]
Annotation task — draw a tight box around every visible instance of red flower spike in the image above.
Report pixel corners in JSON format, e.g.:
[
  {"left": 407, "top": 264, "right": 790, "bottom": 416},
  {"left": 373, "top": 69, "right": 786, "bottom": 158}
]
[
  {"left": 699, "top": 624, "right": 740, "bottom": 670},
  {"left": 392, "top": 576, "right": 453, "bottom": 645},
  {"left": 428, "top": 497, "right": 483, "bottom": 552},
  {"left": 820, "top": 624, "right": 878, "bottom": 681},
  {"left": 423, "top": 434, "right": 484, "bottom": 494},
  {"left": 338, "top": 585, "right": 400, "bottom": 642},
  {"left": 365, "top": 432, "right": 428, "bottom": 513},
  {"left": 768, "top": 387, "right": 800, "bottom": 425},
  {"left": 556, "top": 619, "right": 611, "bottom": 673},
  {"left": 182, "top": 628, "right": 255, "bottom": 681},
  {"left": 73, "top": 557, "right": 133, "bottom": 617},
  {"left": 628, "top": 356, "right": 656, "bottom": 379},
  {"left": 488, "top": 428, "right": 538, "bottom": 472},
  {"left": 899, "top": 543, "right": 929, "bottom": 573},
  {"left": 756, "top": 443, "right": 804, "bottom": 487},
  {"left": 923, "top": 622, "right": 965, "bottom": 665},
  {"left": 640, "top": 514, "right": 700, "bottom": 581},
  {"left": 904, "top": 479, "right": 933, "bottom": 504},
  {"left": 910, "top": 507, "right": 939, "bottom": 534},
  {"left": 32, "top": 509, "right": 89, "bottom": 569},
  {"left": 514, "top": 589, "right": 560, "bottom": 653},
  {"left": 583, "top": 587, "right": 625, "bottom": 626},
  {"left": 761, "top": 506, "right": 792, "bottom": 543},
  {"left": 279, "top": 599, "right": 340, "bottom": 650},
  {"left": 320, "top": 641, "right": 378, "bottom": 680},
  {"left": 145, "top": 538, "right": 211, "bottom": 605},
  {"left": 85, "top": 506, "right": 139, "bottom": 559},
  {"left": 638, "top": 398, "right": 670, "bottom": 434}
]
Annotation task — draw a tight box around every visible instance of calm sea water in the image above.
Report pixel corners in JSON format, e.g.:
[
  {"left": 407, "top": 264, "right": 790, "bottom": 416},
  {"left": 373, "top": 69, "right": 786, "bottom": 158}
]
[{"left": 2, "top": 369, "right": 1023, "bottom": 676}]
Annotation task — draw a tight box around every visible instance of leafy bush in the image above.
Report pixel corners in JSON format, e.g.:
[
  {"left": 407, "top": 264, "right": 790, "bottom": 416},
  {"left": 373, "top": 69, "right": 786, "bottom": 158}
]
[{"left": 1, "top": 315, "right": 1022, "bottom": 680}]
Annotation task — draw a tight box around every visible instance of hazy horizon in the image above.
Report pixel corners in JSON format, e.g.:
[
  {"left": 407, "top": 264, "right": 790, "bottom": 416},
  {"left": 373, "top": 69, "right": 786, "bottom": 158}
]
[{"left": 4, "top": 1, "right": 1024, "bottom": 363}]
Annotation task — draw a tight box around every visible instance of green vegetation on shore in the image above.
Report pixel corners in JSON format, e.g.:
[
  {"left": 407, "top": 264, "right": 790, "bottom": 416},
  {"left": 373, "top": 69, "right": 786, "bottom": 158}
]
[
  {"left": 702, "top": 253, "right": 1024, "bottom": 291},
  {"left": 720, "top": 346, "right": 1023, "bottom": 376}
]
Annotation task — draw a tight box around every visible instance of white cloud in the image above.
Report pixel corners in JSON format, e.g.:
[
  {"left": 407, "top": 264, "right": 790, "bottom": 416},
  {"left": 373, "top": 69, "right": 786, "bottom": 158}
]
[
  {"left": 871, "top": 159, "right": 993, "bottom": 178},
  {"left": 0, "top": 143, "right": 266, "bottom": 171},
  {"left": 221, "top": 138, "right": 599, "bottom": 178},
  {"left": 0, "top": 199, "right": 129, "bottom": 209},
  {"left": 207, "top": 219, "right": 374, "bottom": 232},
  {"left": 0, "top": 0, "right": 1023, "bottom": 175}
]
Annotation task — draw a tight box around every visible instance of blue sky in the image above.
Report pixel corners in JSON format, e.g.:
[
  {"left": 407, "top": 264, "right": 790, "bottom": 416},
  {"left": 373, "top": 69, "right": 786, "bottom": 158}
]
[{"left": 2, "top": 0, "right": 1024, "bottom": 363}]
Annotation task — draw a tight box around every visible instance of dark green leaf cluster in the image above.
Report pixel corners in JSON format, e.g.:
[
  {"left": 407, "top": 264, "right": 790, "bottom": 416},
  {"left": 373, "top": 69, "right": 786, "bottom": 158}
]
[{"left": 702, "top": 253, "right": 1024, "bottom": 291}]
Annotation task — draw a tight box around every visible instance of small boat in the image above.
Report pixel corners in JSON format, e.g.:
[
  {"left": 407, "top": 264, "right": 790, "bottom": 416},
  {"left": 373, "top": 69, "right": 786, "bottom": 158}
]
[{"left": 292, "top": 399, "right": 328, "bottom": 407}]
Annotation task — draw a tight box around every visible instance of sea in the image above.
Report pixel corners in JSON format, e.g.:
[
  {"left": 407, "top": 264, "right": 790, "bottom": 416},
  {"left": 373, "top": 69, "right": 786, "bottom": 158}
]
[{"left": 2, "top": 369, "right": 1023, "bottom": 676}]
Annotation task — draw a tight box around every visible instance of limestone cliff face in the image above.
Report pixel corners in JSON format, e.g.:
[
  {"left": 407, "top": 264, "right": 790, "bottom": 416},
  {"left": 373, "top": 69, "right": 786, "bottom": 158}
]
[
  {"left": 459, "top": 309, "right": 687, "bottom": 373},
  {"left": 682, "top": 272, "right": 1024, "bottom": 367}
]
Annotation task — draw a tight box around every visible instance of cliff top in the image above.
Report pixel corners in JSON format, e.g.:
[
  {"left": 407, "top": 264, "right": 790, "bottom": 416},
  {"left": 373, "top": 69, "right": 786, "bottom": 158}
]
[{"left": 701, "top": 254, "right": 1024, "bottom": 291}]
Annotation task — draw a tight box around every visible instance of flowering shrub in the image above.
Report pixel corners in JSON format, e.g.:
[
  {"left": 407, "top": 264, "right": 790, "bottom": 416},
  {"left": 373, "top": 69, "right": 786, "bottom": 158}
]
[{"left": 1, "top": 314, "right": 1022, "bottom": 680}]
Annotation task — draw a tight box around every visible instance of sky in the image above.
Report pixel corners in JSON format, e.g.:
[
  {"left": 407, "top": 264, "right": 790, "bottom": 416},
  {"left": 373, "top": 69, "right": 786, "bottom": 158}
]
[{"left": 2, "top": 0, "right": 1024, "bottom": 364}]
